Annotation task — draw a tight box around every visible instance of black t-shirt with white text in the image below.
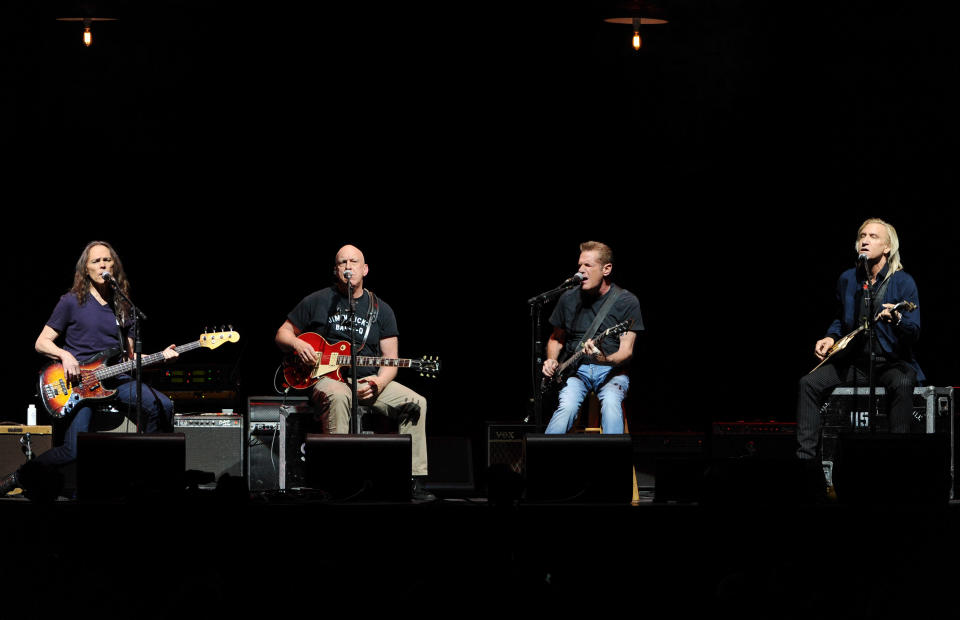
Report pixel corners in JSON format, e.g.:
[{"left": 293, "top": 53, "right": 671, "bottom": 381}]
[{"left": 287, "top": 287, "right": 398, "bottom": 379}]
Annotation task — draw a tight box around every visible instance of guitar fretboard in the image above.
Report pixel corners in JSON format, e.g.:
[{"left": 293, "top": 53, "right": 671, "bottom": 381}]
[
  {"left": 93, "top": 340, "right": 204, "bottom": 380},
  {"left": 334, "top": 356, "right": 416, "bottom": 369}
]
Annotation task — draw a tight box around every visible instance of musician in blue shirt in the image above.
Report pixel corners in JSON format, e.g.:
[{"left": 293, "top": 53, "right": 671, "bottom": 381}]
[
  {"left": 0, "top": 241, "right": 177, "bottom": 499},
  {"left": 796, "top": 218, "right": 922, "bottom": 461}
]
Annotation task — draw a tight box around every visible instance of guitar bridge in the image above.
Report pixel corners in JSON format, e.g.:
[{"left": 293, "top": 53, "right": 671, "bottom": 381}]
[{"left": 310, "top": 353, "right": 339, "bottom": 379}]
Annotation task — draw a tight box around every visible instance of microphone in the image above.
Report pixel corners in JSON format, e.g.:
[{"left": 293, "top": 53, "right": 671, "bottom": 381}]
[
  {"left": 562, "top": 273, "right": 585, "bottom": 287},
  {"left": 856, "top": 253, "right": 868, "bottom": 264},
  {"left": 343, "top": 269, "right": 353, "bottom": 280},
  {"left": 100, "top": 271, "right": 116, "bottom": 286}
]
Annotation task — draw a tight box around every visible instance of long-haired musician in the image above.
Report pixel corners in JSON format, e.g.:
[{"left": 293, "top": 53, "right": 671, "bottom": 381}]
[
  {"left": 796, "top": 218, "right": 923, "bottom": 462},
  {"left": 0, "top": 241, "right": 178, "bottom": 498}
]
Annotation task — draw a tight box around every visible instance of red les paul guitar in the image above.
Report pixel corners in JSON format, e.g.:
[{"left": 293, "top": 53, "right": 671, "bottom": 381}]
[
  {"left": 38, "top": 330, "right": 240, "bottom": 419},
  {"left": 282, "top": 332, "right": 440, "bottom": 390}
]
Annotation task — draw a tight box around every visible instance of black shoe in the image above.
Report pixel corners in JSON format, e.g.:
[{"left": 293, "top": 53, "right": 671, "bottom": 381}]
[
  {"left": 0, "top": 471, "right": 20, "bottom": 496},
  {"left": 411, "top": 477, "right": 436, "bottom": 502}
]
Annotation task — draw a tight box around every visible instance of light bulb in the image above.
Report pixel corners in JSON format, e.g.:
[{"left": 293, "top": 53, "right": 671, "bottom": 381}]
[
  {"left": 633, "top": 31, "right": 641, "bottom": 50},
  {"left": 83, "top": 26, "right": 92, "bottom": 46}
]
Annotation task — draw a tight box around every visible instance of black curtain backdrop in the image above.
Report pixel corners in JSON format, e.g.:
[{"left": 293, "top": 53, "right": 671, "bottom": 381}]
[{"left": 5, "top": 1, "right": 957, "bottom": 442}]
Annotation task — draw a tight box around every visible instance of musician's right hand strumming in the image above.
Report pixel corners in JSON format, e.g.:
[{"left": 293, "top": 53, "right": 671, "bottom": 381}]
[
  {"left": 37, "top": 325, "right": 82, "bottom": 384},
  {"left": 60, "top": 352, "right": 81, "bottom": 384},
  {"left": 814, "top": 337, "right": 835, "bottom": 361},
  {"left": 542, "top": 358, "right": 559, "bottom": 378},
  {"left": 292, "top": 338, "right": 319, "bottom": 365}
]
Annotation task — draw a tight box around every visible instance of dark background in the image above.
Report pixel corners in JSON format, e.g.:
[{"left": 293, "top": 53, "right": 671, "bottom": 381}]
[{"left": 4, "top": 1, "right": 958, "bottom": 444}]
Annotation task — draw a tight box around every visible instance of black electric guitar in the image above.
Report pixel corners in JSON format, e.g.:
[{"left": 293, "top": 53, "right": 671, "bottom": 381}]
[
  {"left": 808, "top": 300, "right": 917, "bottom": 374},
  {"left": 541, "top": 319, "right": 634, "bottom": 393}
]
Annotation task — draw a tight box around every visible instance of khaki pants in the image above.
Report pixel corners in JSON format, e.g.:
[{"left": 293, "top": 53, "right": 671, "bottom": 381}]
[{"left": 313, "top": 377, "right": 428, "bottom": 476}]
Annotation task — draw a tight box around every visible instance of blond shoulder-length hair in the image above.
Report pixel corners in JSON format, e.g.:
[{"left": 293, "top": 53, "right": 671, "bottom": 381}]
[{"left": 855, "top": 218, "right": 903, "bottom": 277}]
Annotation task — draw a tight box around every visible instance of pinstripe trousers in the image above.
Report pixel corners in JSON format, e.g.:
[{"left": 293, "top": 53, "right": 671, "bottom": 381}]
[{"left": 796, "top": 358, "right": 917, "bottom": 460}]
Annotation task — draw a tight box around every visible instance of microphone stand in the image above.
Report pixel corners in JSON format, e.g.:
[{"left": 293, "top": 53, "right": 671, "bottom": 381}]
[
  {"left": 106, "top": 277, "right": 148, "bottom": 433},
  {"left": 346, "top": 275, "right": 361, "bottom": 435},
  {"left": 864, "top": 276, "right": 879, "bottom": 433},
  {"left": 526, "top": 277, "right": 582, "bottom": 431}
]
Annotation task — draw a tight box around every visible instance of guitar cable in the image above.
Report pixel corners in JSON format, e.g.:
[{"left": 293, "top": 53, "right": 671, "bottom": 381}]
[{"left": 272, "top": 364, "right": 290, "bottom": 395}]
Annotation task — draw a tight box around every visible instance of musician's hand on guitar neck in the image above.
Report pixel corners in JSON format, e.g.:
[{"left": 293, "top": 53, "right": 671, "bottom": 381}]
[
  {"left": 162, "top": 344, "right": 179, "bottom": 362},
  {"left": 542, "top": 359, "right": 559, "bottom": 378},
  {"left": 814, "top": 337, "right": 835, "bottom": 361},
  {"left": 583, "top": 339, "right": 606, "bottom": 362},
  {"left": 876, "top": 303, "right": 901, "bottom": 324}
]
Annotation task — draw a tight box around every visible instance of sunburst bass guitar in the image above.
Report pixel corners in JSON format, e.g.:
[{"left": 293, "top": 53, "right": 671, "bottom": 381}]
[
  {"left": 38, "top": 330, "right": 240, "bottom": 419},
  {"left": 808, "top": 300, "right": 916, "bottom": 374}
]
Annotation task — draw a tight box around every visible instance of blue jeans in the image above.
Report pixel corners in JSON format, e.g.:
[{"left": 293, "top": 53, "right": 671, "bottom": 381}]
[
  {"left": 35, "top": 379, "right": 175, "bottom": 468},
  {"left": 545, "top": 365, "right": 630, "bottom": 434}
]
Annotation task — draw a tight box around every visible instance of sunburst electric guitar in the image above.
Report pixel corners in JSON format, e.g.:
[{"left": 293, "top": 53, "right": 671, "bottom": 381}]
[
  {"left": 282, "top": 332, "right": 440, "bottom": 390},
  {"left": 38, "top": 330, "right": 240, "bottom": 419},
  {"left": 808, "top": 300, "right": 917, "bottom": 374}
]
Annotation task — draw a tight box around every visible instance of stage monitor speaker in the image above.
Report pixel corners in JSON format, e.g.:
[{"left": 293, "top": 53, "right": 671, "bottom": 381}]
[
  {"left": 0, "top": 426, "right": 53, "bottom": 474},
  {"left": 174, "top": 414, "right": 243, "bottom": 488},
  {"left": 833, "top": 432, "right": 951, "bottom": 504},
  {"left": 424, "top": 436, "right": 474, "bottom": 495},
  {"left": 523, "top": 434, "right": 634, "bottom": 504},
  {"left": 77, "top": 433, "right": 185, "bottom": 501},
  {"left": 304, "top": 434, "right": 411, "bottom": 502}
]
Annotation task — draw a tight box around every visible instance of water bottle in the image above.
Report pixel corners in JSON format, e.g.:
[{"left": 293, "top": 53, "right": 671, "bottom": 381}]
[{"left": 27, "top": 404, "right": 37, "bottom": 426}]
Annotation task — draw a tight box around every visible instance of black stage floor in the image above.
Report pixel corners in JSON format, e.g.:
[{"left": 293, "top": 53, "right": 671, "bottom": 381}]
[{"left": 2, "top": 491, "right": 958, "bottom": 619}]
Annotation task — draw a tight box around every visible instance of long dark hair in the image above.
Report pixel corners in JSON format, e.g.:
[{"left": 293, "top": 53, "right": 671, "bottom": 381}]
[{"left": 70, "top": 241, "right": 132, "bottom": 323}]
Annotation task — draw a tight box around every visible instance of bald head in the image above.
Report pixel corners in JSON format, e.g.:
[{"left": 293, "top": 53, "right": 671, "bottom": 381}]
[
  {"left": 334, "top": 244, "right": 368, "bottom": 292},
  {"left": 336, "top": 245, "right": 365, "bottom": 266}
]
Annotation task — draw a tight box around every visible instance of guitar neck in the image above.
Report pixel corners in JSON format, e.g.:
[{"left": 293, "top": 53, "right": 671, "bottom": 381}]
[
  {"left": 557, "top": 350, "right": 586, "bottom": 375},
  {"left": 557, "top": 324, "right": 623, "bottom": 374},
  {"left": 95, "top": 340, "right": 204, "bottom": 379},
  {"left": 337, "top": 355, "right": 416, "bottom": 369}
]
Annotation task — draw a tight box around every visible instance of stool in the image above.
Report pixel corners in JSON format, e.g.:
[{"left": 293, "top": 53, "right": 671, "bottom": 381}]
[
  {"left": 92, "top": 404, "right": 137, "bottom": 433},
  {"left": 572, "top": 392, "right": 641, "bottom": 505},
  {"left": 357, "top": 405, "right": 400, "bottom": 435}
]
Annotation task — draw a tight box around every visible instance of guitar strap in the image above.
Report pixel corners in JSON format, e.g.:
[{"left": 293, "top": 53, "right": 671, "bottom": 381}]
[
  {"left": 875, "top": 271, "right": 893, "bottom": 307},
  {"left": 574, "top": 285, "right": 622, "bottom": 352},
  {"left": 357, "top": 290, "right": 379, "bottom": 353},
  {"left": 860, "top": 271, "right": 894, "bottom": 324},
  {"left": 111, "top": 300, "right": 128, "bottom": 363}
]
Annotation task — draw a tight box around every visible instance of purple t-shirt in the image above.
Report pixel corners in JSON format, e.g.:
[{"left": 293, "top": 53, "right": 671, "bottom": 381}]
[{"left": 46, "top": 292, "right": 129, "bottom": 360}]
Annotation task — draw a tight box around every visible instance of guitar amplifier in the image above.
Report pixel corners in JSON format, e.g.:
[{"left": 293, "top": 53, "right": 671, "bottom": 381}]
[
  {"left": 0, "top": 426, "right": 53, "bottom": 477},
  {"left": 486, "top": 423, "right": 535, "bottom": 474},
  {"left": 247, "top": 396, "right": 318, "bottom": 491},
  {"left": 711, "top": 421, "right": 797, "bottom": 459},
  {"left": 174, "top": 414, "right": 243, "bottom": 488}
]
